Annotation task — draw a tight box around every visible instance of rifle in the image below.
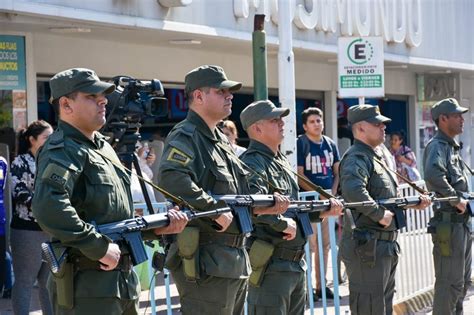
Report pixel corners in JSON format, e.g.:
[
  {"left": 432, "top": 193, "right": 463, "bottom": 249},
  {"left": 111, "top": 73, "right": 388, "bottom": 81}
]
[
  {"left": 212, "top": 195, "right": 277, "bottom": 234},
  {"left": 375, "top": 195, "right": 460, "bottom": 229},
  {"left": 214, "top": 195, "right": 318, "bottom": 239},
  {"left": 294, "top": 194, "right": 458, "bottom": 230},
  {"left": 213, "top": 195, "right": 371, "bottom": 238},
  {"left": 213, "top": 193, "right": 458, "bottom": 235},
  {"left": 41, "top": 207, "right": 232, "bottom": 274}
]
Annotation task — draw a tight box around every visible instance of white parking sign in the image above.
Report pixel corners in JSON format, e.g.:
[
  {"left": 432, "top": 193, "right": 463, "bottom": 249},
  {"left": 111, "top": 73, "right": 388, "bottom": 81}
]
[{"left": 338, "top": 37, "right": 384, "bottom": 98}]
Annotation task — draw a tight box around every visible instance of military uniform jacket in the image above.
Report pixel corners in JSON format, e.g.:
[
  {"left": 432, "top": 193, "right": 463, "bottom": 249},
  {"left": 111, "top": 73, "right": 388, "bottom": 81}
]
[
  {"left": 32, "top": 120, "right": 139, "bottom": 299},
  {"left": 339, "top": 140, "right": 399, "bottom": 232},
  {"left": 240, "top": 140, "right": 321, "bottom": 272},
  {"left": 157, "top": 110, "right": 251, "bottom": 279},
  {"left": 423, "top": 130, "right": 469, "bottom": 212}
]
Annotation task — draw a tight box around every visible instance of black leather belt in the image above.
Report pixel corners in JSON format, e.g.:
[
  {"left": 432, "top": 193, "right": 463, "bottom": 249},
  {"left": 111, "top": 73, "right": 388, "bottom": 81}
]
[
  {"left": 199, "top": 233, "right": 247, "bottom": 248},
  {"left": 373, "top": 230, "right": 398, "bottom": 242},
  {"left": 273, "top": 247, "right": 305, "bottom": 262},
  {"left": 72, "top": 255, "right": 133, "bottom": 272},
  {"left": 352, "top": 229, "right": 398, "bottom": 242}
]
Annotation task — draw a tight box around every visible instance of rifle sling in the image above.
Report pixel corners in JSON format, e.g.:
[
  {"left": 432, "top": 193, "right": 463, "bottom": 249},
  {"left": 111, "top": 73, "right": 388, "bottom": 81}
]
[
  {"left": 460, "top": 157, "right": 474, "bottom": 176},
  {"left": 94, "top": 150, "right": 197, "bottom": 211},
  {"left": 260, "top": 152, "right": 365, "bottom": 230},
  {"left": 270, "top": 158, "right": 335, "bottom": 199},
  {"left": 373, "top": 157, "right": 427, "bottom": 195}
]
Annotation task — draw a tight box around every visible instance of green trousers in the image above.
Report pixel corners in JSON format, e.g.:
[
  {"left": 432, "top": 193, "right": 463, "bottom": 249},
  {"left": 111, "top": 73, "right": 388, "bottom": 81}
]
[
  {"left": 247, "top": 268, "right": 306, "bottom": 315},
  {"left": 340, "top": 237, "right": 399, "bottom": 315},
  {"left": 171, "top": 264, "right": 248, "bottom": 315},
  {"left": 432, "top": 222, "right": 472, "bottom": 315}
]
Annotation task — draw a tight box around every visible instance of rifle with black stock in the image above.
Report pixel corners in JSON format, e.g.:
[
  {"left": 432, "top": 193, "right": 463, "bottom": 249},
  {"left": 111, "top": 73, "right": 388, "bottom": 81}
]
[
  {"left": 375, "top": 194, "right": 460, "bottom": 229},
  {"left": 41, "top": 207, "right": 233, "bottom": 274},
  {"left": 214, "top": 194, "right": 320, "bottom": 238},
  {"left": 213, "top": 194, "right": 370, "bottom": 238},
  {"left": 294, "top": 194, "right": 459, "bottom": 230}
]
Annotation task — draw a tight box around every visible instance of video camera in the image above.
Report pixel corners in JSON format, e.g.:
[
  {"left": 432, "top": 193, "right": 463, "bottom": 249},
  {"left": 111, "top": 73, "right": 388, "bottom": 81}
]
[
  {"left": 105, "top": 76, "right": 168, "bottom": 125},
  {"left": 101, "top": 76, "right": 168, "bottom": 152}
]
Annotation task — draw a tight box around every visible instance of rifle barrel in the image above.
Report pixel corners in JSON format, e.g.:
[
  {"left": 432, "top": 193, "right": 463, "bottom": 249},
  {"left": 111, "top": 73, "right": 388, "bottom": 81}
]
[
  {"left": 187, "top": 207, "right": 232, "bottom": 220},
  {"left": 433, "top": 196, "right": 460, "bottom": 203}
]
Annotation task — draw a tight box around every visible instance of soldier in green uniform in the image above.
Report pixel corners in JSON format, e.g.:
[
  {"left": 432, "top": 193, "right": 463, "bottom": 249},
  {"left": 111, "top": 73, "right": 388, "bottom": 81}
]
[
  {"left": 31, "top": 68, "right": 188, "bottom": 315},
  {"left": 239, "top": 100, "right": 343, "bottom": 314},
  {"left": 339, "top": 105, "right": 431, "bottom": 315},
  {"left": 423, "top": 98, "right": 471, "bottom": 315},
  {"left": 157, "top": 66, "right": 287, "bottom": 315}
]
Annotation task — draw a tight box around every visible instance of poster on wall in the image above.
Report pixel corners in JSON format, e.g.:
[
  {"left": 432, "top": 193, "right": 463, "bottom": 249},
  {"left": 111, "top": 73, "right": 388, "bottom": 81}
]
[
  {"left": 0, "top": 35, "right": 26, "bottom": 90},
  {"left": 0, "top": 35, "right": 27, "bottom": 129},
  {"left": 12, "top": 90, "right": 27, "bottom": 130}
]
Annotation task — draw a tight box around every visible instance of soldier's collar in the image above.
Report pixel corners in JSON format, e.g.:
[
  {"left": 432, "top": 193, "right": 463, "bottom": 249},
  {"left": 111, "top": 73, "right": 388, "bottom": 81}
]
[
  {"left": 247, "top": 139, "right": 277, "bottom": 158},
  {"left": 57, "top": 120, "right": 104, "bottom": 148},
  {"left": 435, "top": 129, "right": 460, "bottom": 148},
  {"left": 186, "top": 110, "right": 218, "bottom": 141},
  {"left": 353, "top": 139, "right": 378, "bottom": 156}
]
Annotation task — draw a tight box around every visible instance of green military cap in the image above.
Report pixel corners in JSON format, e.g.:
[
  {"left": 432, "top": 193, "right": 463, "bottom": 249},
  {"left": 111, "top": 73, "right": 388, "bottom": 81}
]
[
  {"left": 240, "top": 100, "right": 290, "bottom": 130},
  {"left": 184, "top": 65, "right": 242, "bottom": 94},
  {"left": 347, "top": 104, "right": 391, "bottom": 124},
  {"left": 431, "top": 98, "right": 468, "bottom": 120},
  {"left": 49, "top": 68, "right": 115, "bottom": 103}
]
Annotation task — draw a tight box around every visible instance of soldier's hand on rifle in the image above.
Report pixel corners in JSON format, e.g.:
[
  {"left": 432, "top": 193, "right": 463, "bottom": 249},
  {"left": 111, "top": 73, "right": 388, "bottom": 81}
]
[
  {"left": 214, "top": 211, "right": 234, "bottom": 232},
  {"left": 281, "top": 217, "right": 297, "bottom": 240},
  {"left": 411, "top": 193, "right": 431, "bottom": 210},
  {"left": 456, "top": 199, "right": 468, "bottom": 214},
  {"left": 153, "top": 207, "right": 188, "bottom": 235},
  {"left": 378, "top": 210, "right": 394, "bottom": 228},
  {"left": 99, "top": 243, "right": 121, "bottom": 271},
  {"left": 320, "top": 198, "right": 344, "bottom": 218},
  {"left": 253, "top": 192, "right": 290, "bottom": 215}
]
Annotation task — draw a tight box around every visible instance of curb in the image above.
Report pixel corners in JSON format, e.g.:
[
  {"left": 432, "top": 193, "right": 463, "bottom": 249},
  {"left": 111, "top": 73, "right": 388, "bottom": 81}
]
[{"left": 393, "top": 288, "right": 434, "bottom": 315}]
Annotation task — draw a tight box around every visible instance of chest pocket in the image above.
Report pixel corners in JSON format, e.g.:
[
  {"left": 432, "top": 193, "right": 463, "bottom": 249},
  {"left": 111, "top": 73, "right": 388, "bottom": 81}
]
[
  {"left": 209, "top": 152, "right": 236, "bottom": 195},
  {"left": 269, "top": 170, "right": 289, "bottom": 194},
  {"left": 82, "top": 156, "right": 118, "bottom": 218},
  {"left": 369, "top": 163, "right": 394, "bottom": 199},
  {"left": 448, "top": 153, "right": 466, "bottom": 186}
]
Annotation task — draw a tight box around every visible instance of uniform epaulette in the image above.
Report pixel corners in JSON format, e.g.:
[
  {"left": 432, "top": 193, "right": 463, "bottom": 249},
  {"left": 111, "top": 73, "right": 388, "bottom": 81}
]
[
  {"left": 426, "top": 137, "right": 448, "bottom": 149},
  {"left": 180, "top": 122, "right": 196, "bottom": 137},
  {"left": 46, "top": 130, "right": 65, "bottom": 150}
]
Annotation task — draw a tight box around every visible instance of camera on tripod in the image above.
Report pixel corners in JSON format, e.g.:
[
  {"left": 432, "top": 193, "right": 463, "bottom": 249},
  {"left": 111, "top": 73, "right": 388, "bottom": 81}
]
[{"left": 101, "top": 76, "right": 169, "bottom": 167}]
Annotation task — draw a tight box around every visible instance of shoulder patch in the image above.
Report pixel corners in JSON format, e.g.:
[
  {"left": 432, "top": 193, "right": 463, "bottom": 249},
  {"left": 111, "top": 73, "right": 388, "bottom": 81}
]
[
  {"left": 41, "top": 163, "right": 71, "bottom": 188},
  {"left": 167, "top": 148, "right": 191, "bottom": 166}
]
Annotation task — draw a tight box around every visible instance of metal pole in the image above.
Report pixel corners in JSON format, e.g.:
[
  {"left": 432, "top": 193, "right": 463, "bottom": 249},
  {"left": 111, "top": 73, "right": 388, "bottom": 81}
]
[
  {"left": 278, "top": 0, "right": 297, "bottom": 171},
  {"left": 253, "top": 14, "right": 268, "bottom": 101}
]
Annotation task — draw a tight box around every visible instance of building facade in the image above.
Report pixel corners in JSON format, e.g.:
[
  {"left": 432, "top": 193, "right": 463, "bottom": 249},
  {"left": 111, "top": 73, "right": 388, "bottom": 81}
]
[{"left": 0, "top": 0, "right": 473, "bottom": 167}]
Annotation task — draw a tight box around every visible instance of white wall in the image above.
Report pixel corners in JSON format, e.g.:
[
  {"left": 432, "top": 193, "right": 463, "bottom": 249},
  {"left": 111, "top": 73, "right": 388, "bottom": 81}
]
[
  {"left": 4, "top": 0, "right": 473, "bottom": 67},
  {"left": 34, "top": 33, "right": 416, "bottom": 98}
]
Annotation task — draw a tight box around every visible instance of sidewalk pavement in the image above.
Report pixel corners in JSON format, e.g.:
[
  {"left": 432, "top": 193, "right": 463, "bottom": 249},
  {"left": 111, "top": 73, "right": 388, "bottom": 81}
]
[{"left": 1, "top": 274, "right": 474, "bottom": 314}]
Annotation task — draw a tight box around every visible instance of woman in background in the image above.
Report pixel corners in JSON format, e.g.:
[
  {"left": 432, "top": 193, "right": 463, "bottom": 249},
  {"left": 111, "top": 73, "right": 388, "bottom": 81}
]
[
  {"left": 389, "top": 130, "right": 420, "bottom": 182},
  {"left": 10, "top": 120, "right": 53, "bottom": 315},
  {"left": 221, "top": 120, "right": 246, "bottom": 156}
]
